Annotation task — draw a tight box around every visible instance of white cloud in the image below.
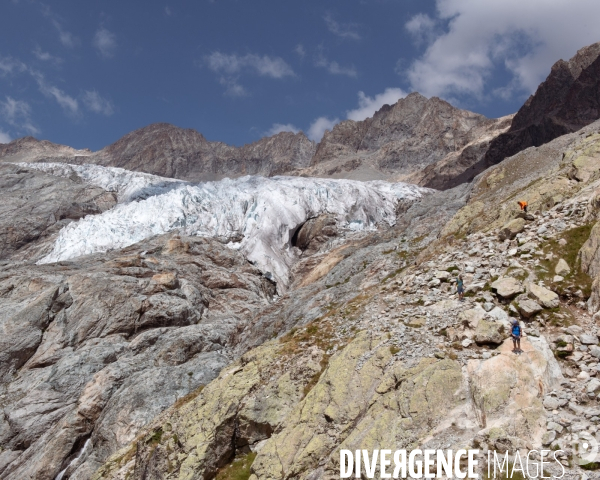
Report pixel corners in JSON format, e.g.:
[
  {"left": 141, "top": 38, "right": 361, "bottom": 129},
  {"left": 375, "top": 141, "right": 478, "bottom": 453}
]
[
  {"left": 308, "top": 116, "right": 339, "bottom": 142},
  {"left": 266, "top": 123, "right": 300, "bottom": 136},
  {"left": 314, "top": 54, "right": 357, "bottom": 77},
  {"left": 405, "top": 13, "right": 436, "bottom": 46},
  {"left": 295, "top": 44, "right": 306, "bottom": 58},
  {"left": 165, "top": 5, "right": 172, "bottom": 15},
  {"left": 0, "top": 130, "right": 10, "bottom": 143},
  {"left": 82, "top": 90, "right": 114, "bottom": 116},
  {"left": 33, "top": 72, "right": 79, "bottom": 116},
  {"left": 0, "top": 56, "right": 26, "bottom": 77},
  {"left": 219, "top": 77, "right": 248, "bottom": 97},
  {"left": 206, "top": 52, "right": 294, "bottom": 78},
  {"left": 346, "top": 88, "right": 408, "bottom": 121},
  {"left": 93, "top": 27, "right": 117, "bottom": 59},
  {"left": 406, "top": 0, "right": 600, "bottom": 101},
  {"left": 324, "top": 14, "right": 361, "bottom": 40},
  {"left": 40, "top": 5, "right": 78, "bottom": 48},
  {"left": 0, "top": 96, "right": 39, "bottom": 135},
  {"left": 32, "top": 46, "right": 62, "bottom": 64}
]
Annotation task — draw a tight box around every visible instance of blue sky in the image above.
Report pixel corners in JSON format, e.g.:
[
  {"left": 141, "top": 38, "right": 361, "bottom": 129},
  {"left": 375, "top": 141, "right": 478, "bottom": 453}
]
[{"left": 1, "top": 0, "right": 600, "bottom": 150}]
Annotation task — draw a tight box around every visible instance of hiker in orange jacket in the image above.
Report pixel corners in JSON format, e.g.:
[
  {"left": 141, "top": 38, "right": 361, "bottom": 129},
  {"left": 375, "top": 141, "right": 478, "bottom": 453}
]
[{"left": 518, "top": 200, "right": 528, "bottom": 213}]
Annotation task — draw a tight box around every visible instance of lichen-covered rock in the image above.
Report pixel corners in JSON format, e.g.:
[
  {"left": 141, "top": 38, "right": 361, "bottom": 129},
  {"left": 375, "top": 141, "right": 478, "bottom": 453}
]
[
  {"left": 528, "top": 283, "right": 560, "bottom": 308},
  {"left": 554, "top": 259, "right": 571, "bottom": 276},
  {"left": 498, "top": 218, "right": 525, "bottom": 241},
  {"left": 491, "top": 276, "right": 524, "bottom": 299},
  {"left": 579, "top": 221, "right": 600, "bottom": 277},
  {"left": 516, "top": 297, "right": 543, "bottom": 318},
  {"left": 474, "top": 319, "right": 505, "bottom": 345}
]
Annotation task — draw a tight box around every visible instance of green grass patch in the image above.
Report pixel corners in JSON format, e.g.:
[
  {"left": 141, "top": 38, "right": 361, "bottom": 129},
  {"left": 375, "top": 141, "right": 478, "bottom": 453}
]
[
  {"left": 215, "top": 452, "right": 257, "bottom": 480},
  {"left": 536, "top": 223, "right": 594, "bottom": 298},
  {"left": 581, "top": 462, "right": 600, "bottom": 470}
]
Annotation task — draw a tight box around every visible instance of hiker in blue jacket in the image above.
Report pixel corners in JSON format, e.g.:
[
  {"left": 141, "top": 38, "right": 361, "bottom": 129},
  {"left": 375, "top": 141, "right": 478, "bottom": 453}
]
[
  {"left": 456, "top": 275, "right": 465, "bottom": 302},
  {"left": 511, "top": 319, "right": 522, "bottom": 353}
]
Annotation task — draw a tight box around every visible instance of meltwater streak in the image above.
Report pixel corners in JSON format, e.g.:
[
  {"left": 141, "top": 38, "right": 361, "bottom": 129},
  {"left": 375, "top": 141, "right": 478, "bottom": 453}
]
[{"left": 21, "top": 163, "right": 432, "bottom": 291}]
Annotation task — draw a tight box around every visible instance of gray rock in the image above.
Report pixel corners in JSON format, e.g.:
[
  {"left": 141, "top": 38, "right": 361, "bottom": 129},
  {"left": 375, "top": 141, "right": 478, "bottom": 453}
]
[
  {"left": 555, "top": 258, "right": 571, "bottom": 276},
  {"left": 589, "top": 345, "right": 600, "bottom": 359},
  {"left": 547, "top": 421, "right": 564, "bottom": 433},
  {"left": 474, "top": 319, "right": 505, "bottom": 345},
  {"left": 498, "top": 218, "right": 525, "bottom": 241},
  {"left": 435, "top": 271, "right": 451, "bottom": 281},
  {"left": 483, "top": 302, "right": 494, "bottom": 312},
  {"left": 491, "top": 276, "right": 524, "bottom": 299},
  {"left": 580, "top": 334, "right": 600, "bottom": 345},
  {"left": 542, "top": 430, "right": 557, "bottom": 446},
  {"left": 588, "top": 378, "right": 600, "bottom": 394},
  {"left": 543, "top": 396, "right": 561, "bottom": 410},
  {"left": 528, "top": 283, "right": 560, "bottom": 309},
  {"left": 516, "top": 298, "right": 543, "bottom": 318}
]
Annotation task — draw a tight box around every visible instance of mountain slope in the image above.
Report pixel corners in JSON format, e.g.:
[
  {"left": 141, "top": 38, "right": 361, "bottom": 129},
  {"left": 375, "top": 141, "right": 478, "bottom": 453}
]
[
  {"left": 451, "top": 41, "right": 600, "bottom": 187},
  {"left": 302, "top": 93, "right": 512, "bottom": 188}
]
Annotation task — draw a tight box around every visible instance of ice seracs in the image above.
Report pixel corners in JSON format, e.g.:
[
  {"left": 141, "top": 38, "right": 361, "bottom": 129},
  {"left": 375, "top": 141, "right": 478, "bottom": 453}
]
[{"left": 23, "top": 163, "right": 432, "bottom": 291}]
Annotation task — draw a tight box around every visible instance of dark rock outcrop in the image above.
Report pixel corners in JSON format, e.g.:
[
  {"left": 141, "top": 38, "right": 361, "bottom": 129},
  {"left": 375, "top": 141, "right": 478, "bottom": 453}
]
[{"left": 453, "top": 41, "right": 600, "bottom": 187}]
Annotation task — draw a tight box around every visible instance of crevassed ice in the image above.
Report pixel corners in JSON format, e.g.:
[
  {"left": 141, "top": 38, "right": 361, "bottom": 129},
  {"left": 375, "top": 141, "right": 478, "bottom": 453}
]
[{"left": 25, "top": 163, "right": 432, "bottom": 291}]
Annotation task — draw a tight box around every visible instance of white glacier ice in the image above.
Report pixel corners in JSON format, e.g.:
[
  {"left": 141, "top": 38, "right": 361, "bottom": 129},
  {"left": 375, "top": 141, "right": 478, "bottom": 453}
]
[{"left": 21, "top": 162, "right": 432, "bottom": 291}]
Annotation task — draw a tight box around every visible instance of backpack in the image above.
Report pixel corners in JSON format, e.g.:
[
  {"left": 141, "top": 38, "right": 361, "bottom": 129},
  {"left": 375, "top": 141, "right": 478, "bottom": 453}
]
[{"left": 512, "top": 324, "right": 521, "bottom": 336}]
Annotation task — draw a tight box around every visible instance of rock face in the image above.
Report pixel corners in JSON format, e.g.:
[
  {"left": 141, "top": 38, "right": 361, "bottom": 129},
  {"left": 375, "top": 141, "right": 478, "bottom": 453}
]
[
  {"left": 0, "top": 233, "right": 276, "bottom": 480},
  {"left": 0, "top": 163, "right": 117, "bottom": 261},
  {"left": 457, "top": 42, "right": 600, "bottom": 185},
  {"left": 303, "top": 93, "right": 511, "bottom": 189}
]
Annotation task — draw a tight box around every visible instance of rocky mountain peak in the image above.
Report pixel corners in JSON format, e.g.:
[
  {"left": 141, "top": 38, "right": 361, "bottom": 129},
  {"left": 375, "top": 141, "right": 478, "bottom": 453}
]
[
  {"left": 459, "top": 41, "right": 600, "bottom": 187},
  {"left": 0, "top": 135, "right": 91, "bottom": 162}
]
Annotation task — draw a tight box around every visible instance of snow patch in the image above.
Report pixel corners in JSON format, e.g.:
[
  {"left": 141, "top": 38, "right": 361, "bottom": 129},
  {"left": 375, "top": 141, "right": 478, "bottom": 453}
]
[{"left": 23, "top": 163, "right": 432, "bottom": 291}]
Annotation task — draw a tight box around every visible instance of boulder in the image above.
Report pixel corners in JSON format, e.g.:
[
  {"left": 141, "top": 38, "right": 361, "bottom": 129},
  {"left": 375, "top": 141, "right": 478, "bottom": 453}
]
[
  {"left": 580, "top": 334, "right": 599, "bottom": 345},
  {"left": 435, "top": 271, "right": 451, "bottom": 281},
  {"left": 578, "top": 371, "right": 591, "bottom": 381},
  {"left": 587, "top": 378, "right": 600, "bottom": 394},
  {"left": 516, "top": 298, "right": 543, "bottom": 318},
  {"left": 428, "top": 278, "right": 441, "bottom": 288},
  {"left": 491, "top": 277, "right": 524, "bottom": 299},
  {"left": 465, "top": 282, "right": 485, "bottom": 293},
  {"left": 566, "top": 325, "right": 584, "bottom": 336},
  {"left": 528, "top": 283, "right": 560, "bottom": 308},
  {"left": 553, "top": 275, "right": 564, "bottom": 282},
  {"left": 547, "top": 421, "right": 564, "bottom": 433},
  {"left": 459, "top": 307, "right": 485, "bottom": 328},
  {"left": 498, "top": 218, "right": 525, "bottom": 241},
  {"left": 555, "top": 259, "right": 571, "bottom": 276},
  {"left": 474, "top": 319, "right": 505, "bottom": 345},
  {"left": 543, "top": 396, "right": 561, "bottom": 410},
  {"left": 542, "top": 431, "right": 556, "bottom": 446},
  {"left": 589, "top": 345, "right": 600, "bottom": 359}
]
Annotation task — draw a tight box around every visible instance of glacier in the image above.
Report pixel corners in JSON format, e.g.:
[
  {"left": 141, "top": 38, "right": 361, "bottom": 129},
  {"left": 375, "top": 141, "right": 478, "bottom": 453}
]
[{"left": 21, "top": 162, "right": 432, "bottom": 291}]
